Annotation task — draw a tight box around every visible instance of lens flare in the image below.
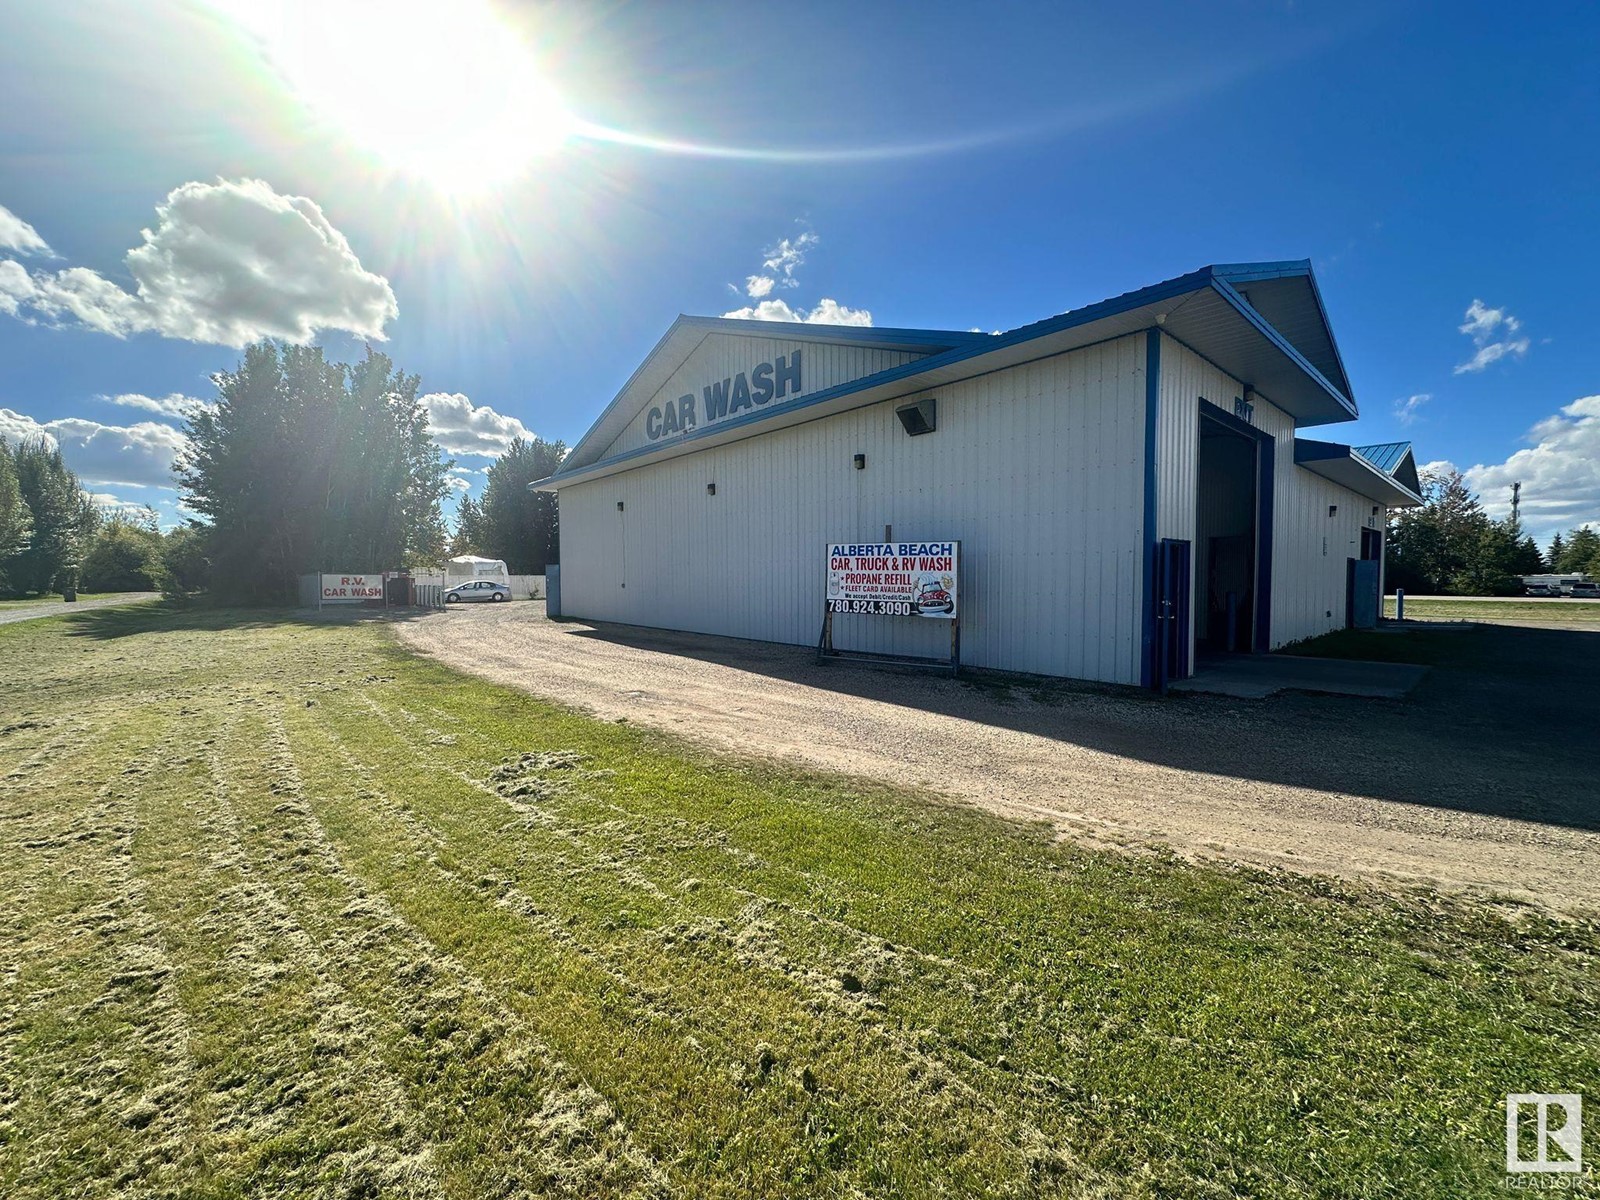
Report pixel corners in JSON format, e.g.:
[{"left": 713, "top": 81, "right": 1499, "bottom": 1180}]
[{"left": 212, "top": 0, "right": 573, "bottom": 195}]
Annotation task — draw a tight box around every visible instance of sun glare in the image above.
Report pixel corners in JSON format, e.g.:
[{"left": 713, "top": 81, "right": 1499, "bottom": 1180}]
[{"left": 215, "top": 0, "right": 572, "bottom": 194}]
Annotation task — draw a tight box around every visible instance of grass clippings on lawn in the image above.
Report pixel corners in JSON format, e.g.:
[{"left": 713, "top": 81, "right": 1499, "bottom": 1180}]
[{"left": 1, "top": 605, "right": 1595, "bottom": 1198}]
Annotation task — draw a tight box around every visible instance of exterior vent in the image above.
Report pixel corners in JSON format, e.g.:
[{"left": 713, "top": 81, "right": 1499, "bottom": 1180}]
[{"left": 896, "top": 397, "right": 937, "bottom": 436}]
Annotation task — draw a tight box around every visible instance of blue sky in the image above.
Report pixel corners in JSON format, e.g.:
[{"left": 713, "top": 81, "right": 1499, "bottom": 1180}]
[{"left": 1, "top": 0, "right": 1596, "bottom": 544}]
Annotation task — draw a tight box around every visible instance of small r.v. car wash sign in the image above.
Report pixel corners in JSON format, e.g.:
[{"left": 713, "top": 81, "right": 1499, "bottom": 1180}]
[
  {"left": 826, "top": 542, "right": 959, "bottom": 619},
  {"left": 320, "top": 574, "right": 383, "bottom": 603}
]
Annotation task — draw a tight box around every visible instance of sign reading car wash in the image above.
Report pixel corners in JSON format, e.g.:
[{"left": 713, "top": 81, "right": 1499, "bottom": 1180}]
[
  {"left": 320, "top": 574, "right": 383, "bottom": 603},
  {"left": 826, "top": 542, "right": 959, "bottom": 618}
]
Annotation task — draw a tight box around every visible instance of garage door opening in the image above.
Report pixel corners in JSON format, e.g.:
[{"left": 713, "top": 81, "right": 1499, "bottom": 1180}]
[{"left": 1196, "top": 401, "right": 1273, "bottom": 657}]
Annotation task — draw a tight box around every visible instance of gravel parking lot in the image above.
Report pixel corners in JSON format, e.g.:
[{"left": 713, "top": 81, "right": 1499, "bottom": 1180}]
[{"left": 396, "top": 605, "right": 1600, "bottom": 913}]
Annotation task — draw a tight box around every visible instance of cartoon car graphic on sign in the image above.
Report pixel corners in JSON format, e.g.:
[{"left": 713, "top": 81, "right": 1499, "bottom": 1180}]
[{"left": 915, "top": 574, "right": 955, "bottom": 615}]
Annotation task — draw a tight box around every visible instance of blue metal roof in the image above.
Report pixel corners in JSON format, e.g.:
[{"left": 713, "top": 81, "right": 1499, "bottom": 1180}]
[
  {"left": 1354, "top": 442, "right": 1411, "bottom": 474},
  {"left": 543, "top": 260, "right": 1364, "bottom": 488},
  {"left": 1354, "top": 441, "right": 1421, "bottom": 495},
  {"left": 1296, "top": 439, "right": 1424, "bottom": 507}
]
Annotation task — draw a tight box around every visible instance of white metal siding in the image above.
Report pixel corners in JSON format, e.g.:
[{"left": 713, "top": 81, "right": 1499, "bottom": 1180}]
[
  {"left": 1155, "top": 335, "right": 1242, "bottom": 667},
  {"left": 560, "top": 333, "right": 1150, "bottom": 684},
  {"left": 601, "top": 334, "right": 925, "bottom": 461},
  {"left": 1156, "top": 338, "right": 1385, "bottom": 654}
]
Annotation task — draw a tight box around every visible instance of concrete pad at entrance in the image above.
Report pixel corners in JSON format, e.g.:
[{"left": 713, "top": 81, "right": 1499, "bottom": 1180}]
[{"left": 1170, "top": 654, "right": 1428, "bottom": 700}]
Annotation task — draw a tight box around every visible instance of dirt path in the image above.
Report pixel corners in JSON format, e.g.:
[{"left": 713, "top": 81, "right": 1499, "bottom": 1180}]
[
  {"left": 395, "top": 607, "right": 1600, "bottom": 913},
  {"left": 0, "top": 592, "right": 159, "bottom": 625}
]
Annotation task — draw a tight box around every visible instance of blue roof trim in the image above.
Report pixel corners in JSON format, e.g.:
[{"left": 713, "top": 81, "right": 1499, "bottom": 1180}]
[
  {"left": 1210, "top": 260, "right": 1316, "bottom": 284},
  {"left": 1208, "top": 276, "right": 1358, "bottom": 420},
  {"left": 1294, "top": 439, "right": 1425, "bottom": 506},
  {"left": 548, "top": 262, "right": 1358, "bottom": 486},
  {"left": 548, "top": 269, "right": 1219, "bottom": 485},
  {"left": 564, "top": 316, "right": 986, "bottom": 466}
]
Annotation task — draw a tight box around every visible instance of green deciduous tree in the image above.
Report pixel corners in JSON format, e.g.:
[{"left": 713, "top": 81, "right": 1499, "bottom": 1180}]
[
  {"left": 477, "top": 436, "right": 565, "bottom": 572},
  {"left": 1386, "top": 468, "right": 1542, "bottom": 595},
  {"left": 5, "top": 439, "right": 98, "bottom": 596},
  {"left": 178, "top": 343, "right": 452, "bottom": 602},
  {"left": 80, "top": 511, "right": 167, "bottom": 592},
  {"left": 161, "top": 524, "right": 211, "bottom": 599}
]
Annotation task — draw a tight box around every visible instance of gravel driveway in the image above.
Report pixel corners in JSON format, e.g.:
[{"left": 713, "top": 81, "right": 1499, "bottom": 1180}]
[
  {"left": 395, "top": 606, "right": 1600, "bottom": 913},
  {"left": 0, "top": 592, "right": 160, "bottom": 626}
]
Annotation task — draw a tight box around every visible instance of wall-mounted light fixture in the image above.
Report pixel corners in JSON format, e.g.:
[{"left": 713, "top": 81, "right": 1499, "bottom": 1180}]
[
  {"left": 706, "top": 482, "right": 716, "bottom": 496},
  {"left": 853, "top": 453, "right": 866, "bottom": 470},
  {"left": 1328, "top": 504, "right": 1338, "bottom": 518},
  {"left": 895, "top": 397, "right": 937, "bottom": 436},
  {"left": 1371, "top": 505, "right": 1380, "bottom": 517},
  {"left": 616, "top": 501, "right": 625, "bottom": 512}
]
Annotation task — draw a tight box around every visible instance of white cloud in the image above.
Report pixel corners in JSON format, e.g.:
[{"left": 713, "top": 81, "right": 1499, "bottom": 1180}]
[
  {"left": 1393, "top": 393, "right": 1430, "bottom": 425},
  {"left": 0, "top": 408, "right": 187, "bottom": 489},
  {"left": 445, "top": 474, "right": 473, "bottom": 492},
  {"left": 762, "top": 232, "right": 817, "bottom": 286},
  {"left": 421, "top": 392, "right": 533, "bottom": 457},
  {"left": 722, "top": 225, "right": 871, "bottom": 325},
  {"left": 0, "top": 203, "right": 50, "bottom": 256},
  {"left": 0, "top": 259, "right": 34, "bottom": 318},
  {"left": 1461, "top": 394, "right": 1600, "bottom": 541},
  {"left": 103, "top": 392, "right": 213, "bottom": 421},
  {"left": 85, "top": 491, "right": 152, "bottom": 515},
  {"left": 1453, "top": 298, "right": 1529, "bottom": 375},
  {"left": 721, "top": 296, "right": 873, "bottom": 327},
  {"left": 0, "top": 179, "right": 396, "bottom": 345}
]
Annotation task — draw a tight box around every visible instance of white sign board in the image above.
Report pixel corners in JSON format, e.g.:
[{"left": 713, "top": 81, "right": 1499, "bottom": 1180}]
[
  {"left": 320, "top": 574, "right": 384, "bottom": 603},
  {"left": 826, "top": 542, "right": 959, "bottom": 619}
]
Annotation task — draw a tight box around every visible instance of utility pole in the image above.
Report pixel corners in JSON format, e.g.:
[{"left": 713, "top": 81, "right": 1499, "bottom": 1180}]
[{"left": 1510, "top": 480, "right": 1522, "bottom": 532}]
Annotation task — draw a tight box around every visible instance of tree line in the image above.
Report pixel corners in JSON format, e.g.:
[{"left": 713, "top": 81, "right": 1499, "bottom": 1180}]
[
  {"left": 0, "top": 437, "right": 208, "bottom": 598},
  {"left": 1385, "top": 467, "right": 1597, "bottom": 595},
  {"left": 176, "top": 342, "right": 563, "bottom": 600},
  {"left": 449, "top": 436, "right": 564, "bottom": 572}
]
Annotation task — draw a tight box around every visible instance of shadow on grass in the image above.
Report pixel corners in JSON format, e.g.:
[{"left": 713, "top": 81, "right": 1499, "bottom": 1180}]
[{"left": 55, "top": 601, "right": 440, "bottom": 641}]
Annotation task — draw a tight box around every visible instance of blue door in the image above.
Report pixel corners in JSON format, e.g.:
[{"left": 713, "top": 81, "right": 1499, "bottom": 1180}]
[{"left": 1155, "top": 538, "right": 1192, "bottom": 690}]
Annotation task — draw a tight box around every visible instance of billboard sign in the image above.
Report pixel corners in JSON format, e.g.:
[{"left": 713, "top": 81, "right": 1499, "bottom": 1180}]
[
  {"left": 320, "top": 574, "right": 384, "bottom": 603},
  {"left": 825, "top": 542, "right": 959, "bottom": 619}
]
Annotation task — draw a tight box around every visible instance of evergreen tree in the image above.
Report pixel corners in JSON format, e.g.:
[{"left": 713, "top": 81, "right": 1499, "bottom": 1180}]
[
  {"left": 7, "top": 439, "right": 97, "bottom": 595},
  {"left": 1548, "top": 531, "right": 1565, "bottom": 570},
  {"left": 451, "top": 494, "right": 487, "bottom": 556},
  {"left": 0, "top": 441, "right": 31, "bottom": 594},
  {"left": 178, "top": 342, "right": 452, "bottom": 602},
  {"left": 478, "top": 436, "right": 565, "bottom": 572},
  {"left": 1556, "top": 527, "right": 1600, "bottom": 575},
  {"left": 1385, "top": 469, "right": 1539, "bottom": 595}
]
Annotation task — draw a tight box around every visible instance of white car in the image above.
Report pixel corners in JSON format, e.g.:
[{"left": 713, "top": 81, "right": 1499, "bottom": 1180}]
[
  {"left": 445, "top": 580, "right": 511, "bottom": 603},
  {"left": 1571, "top": 581, "right": 1600, "bottom": 599}
]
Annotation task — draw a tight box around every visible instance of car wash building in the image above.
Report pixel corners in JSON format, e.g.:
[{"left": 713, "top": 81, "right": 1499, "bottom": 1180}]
[{"left": 535, "top": 261, "right": 1423, "bottom": 688}]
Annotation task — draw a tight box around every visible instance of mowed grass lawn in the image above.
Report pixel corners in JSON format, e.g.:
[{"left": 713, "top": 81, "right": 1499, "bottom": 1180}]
[
  {"left": 2, "top": 607, "right": 1595, "bottom": 1198},
  {"left": 1384, "top": 596, "right": 1600, "bottom": 623}
]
